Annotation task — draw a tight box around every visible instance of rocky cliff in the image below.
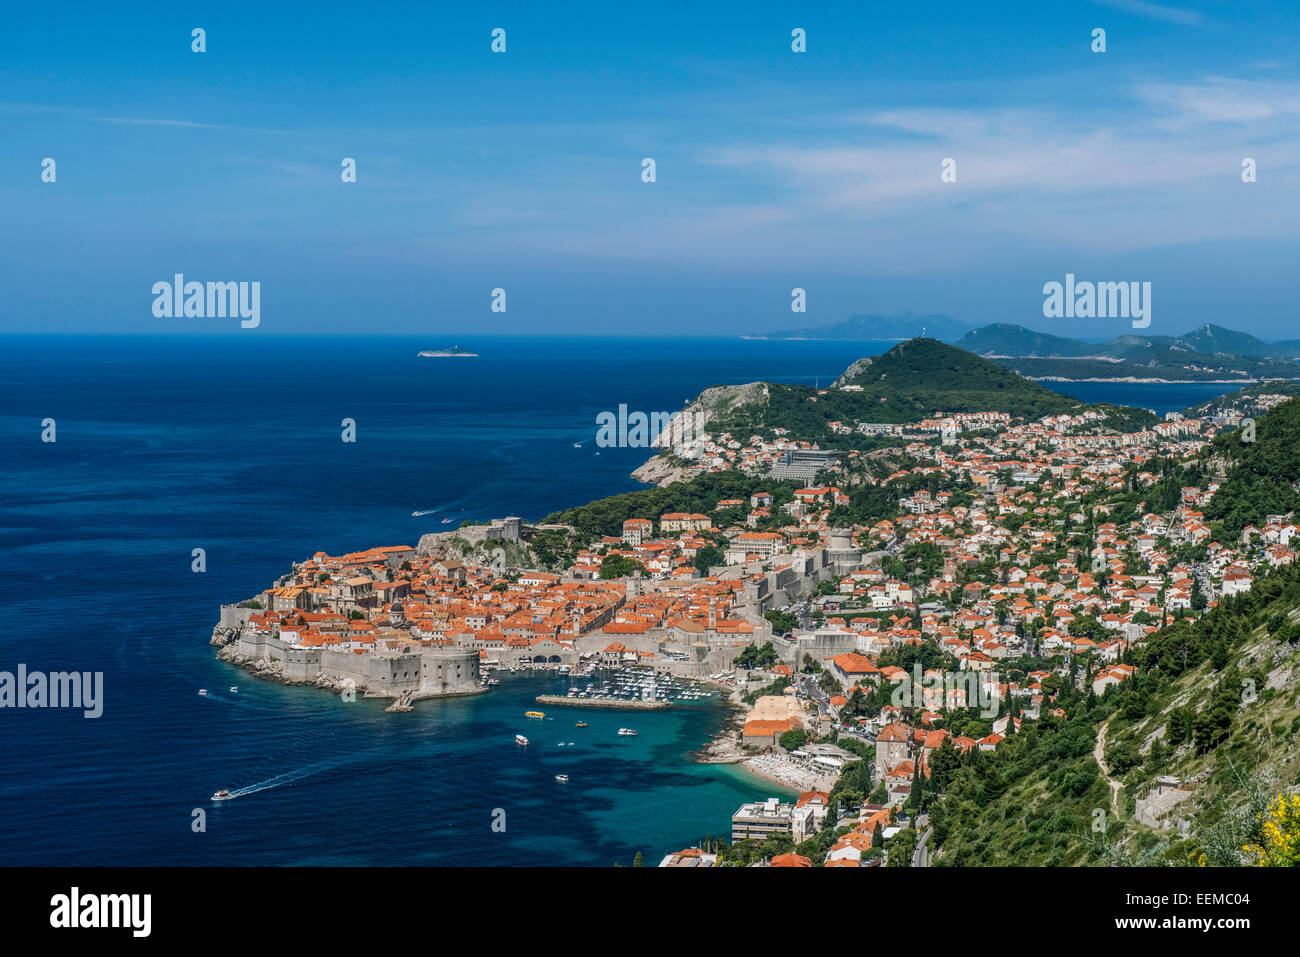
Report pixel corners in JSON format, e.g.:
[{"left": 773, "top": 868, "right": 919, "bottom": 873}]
[{"left": 631, "top": 381, "right": 770, "bottom": 487}]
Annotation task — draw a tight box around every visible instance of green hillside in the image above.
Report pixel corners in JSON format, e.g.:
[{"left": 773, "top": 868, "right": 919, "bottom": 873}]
[
  {"left": 542, "top": 471, "right": 799, "bottom": 540},
  {"left": 927, "top": 397, "right": 1300, "bottom": 867},
  {"left": 1182, "top": 380, "right": 1300, "bottom": 418},
  {"left": 693, "top": 338, "right": 1135, "bottom": 450},
  {"left": 1203, "top": 397, "right": 1300, "bottom": 538},
  {"left": 930, "top": 561, "right": 1300, "bottom": 866},
  {"left": 1178, "top": 323, "right": 1300, "bottom": 359},
  {"left": 762, "top": 337, "right": 1080, "bottom": 429}
]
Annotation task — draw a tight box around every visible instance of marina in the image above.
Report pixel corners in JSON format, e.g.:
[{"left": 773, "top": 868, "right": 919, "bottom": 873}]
[{"left": 521, "top": 664, "right": 723, "bottom": 711}]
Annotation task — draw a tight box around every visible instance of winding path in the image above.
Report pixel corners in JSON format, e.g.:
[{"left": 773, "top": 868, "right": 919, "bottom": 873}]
[{"left": 1094, "top": 718, "right": 1122, "bottom": 819}]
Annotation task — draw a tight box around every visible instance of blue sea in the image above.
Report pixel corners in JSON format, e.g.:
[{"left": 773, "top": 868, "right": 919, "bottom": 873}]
[{"left": 0, "top": 336, "right": 1245, "bottom": 865}]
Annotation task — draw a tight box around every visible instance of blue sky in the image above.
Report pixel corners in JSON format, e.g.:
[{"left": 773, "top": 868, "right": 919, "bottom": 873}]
[{"left": 2, "top": 0, "right": 1298, "bottom": 338}]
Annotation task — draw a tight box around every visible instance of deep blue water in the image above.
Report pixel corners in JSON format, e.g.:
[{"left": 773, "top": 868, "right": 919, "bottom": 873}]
[
  {"left": 0, "top": 336, "right": 1247, "bottom": 865},
  {"left": 1042, "top": 379, "right": 1253, "bottom": 415}
]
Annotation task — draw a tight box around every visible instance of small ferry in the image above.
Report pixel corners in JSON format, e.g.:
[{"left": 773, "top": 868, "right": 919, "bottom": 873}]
[
  {"left": 198, "top": 689, "right": 208, "bottom": 696},
  {"left": 617, "top": 728, "right": 638, "bottom": 736},
  {"left": 555, "top": 774, "right": 569, "bottom": 783},
  {"left": 525, "top": 710, "right": 545, "bottom": 719},
  {"left": 211, "top": 789, "right": 233, "bottom": 801},
  {"left": 515, "top": 734, "right": 529, "bottom": 746},
  {"left": 575, "top": 721, "right": 588, "bottom": 728}
]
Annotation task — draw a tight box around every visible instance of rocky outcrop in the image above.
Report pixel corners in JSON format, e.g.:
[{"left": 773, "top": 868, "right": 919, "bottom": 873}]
[
  {"left": 415, "top": 531, "right": 464, "bottom": 558},
  {"left": 631, "top": 454, "right": 689, "bottom": 487},
  {"left": 216, "top": 642, "right": 380, "bottom": 695},
  {"left": 832, "top": 356, "right": 874, "bottom": 388},
  {"left": 209, "top": 625, "right": 240, "bottom": 648},
  {"left": 631, "top": 381, "right": 770, "bottom": 486},
  {"left": 683, "top": 381, "right": 770, "bottom": 421}
]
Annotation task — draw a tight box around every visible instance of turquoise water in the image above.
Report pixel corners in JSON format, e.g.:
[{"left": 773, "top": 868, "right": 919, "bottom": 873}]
[{"left": 192, "top": 669, "right": 781, "bottom": 866}]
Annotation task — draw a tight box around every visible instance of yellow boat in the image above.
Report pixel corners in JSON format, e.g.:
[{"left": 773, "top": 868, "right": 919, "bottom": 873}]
[
  {"left": 575, "top": 721, "right": 588, "bottom": 728},
  {"left": 525, "top": 711, "right": 545, "bottom": 719}
]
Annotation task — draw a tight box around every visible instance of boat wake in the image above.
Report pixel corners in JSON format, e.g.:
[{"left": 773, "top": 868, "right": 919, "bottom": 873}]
[{"left": 219, "top": 760, "right": 337, "bottom": 801}]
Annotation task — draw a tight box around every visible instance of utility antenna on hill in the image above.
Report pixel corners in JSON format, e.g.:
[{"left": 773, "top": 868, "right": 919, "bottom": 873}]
[{"left": 922, "top": 326, "right": 927, "bottom": 338}]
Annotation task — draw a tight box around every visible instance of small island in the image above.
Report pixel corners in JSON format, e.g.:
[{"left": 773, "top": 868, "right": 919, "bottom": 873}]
[{"left": 418, "top": 346, "right": 478, "bottom": 357}]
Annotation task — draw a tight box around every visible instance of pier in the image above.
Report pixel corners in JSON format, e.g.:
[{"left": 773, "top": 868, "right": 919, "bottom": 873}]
[{"left": 535, "top": 695, "right": 672, "bottom": 711}]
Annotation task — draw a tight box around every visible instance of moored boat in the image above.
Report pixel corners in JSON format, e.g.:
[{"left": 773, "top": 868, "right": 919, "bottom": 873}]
[{"left": 515, "top": 734, "right": 529, "bottom": 746}]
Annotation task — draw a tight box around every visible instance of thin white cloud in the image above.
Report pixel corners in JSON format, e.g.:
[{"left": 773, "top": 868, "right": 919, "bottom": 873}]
[
  {"left": 1092, "top": 0, "right": 1204, "bottom": 27},
  {"left": 1136, "top": 77, "right": 1300, "bottom": 124},
  {"left": 101, "top": 116, "right": 229, "bottom": 129}
]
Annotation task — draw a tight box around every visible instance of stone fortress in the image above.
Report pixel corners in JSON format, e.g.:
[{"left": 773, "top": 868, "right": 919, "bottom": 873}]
[
  {"left": 217, "top": 614, "right": 483, "bottom": 701},
  {"left": 209, "top": 516, "right": 867, "bottom": 700}
]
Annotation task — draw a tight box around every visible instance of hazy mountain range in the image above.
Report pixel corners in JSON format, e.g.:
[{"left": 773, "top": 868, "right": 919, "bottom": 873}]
[
  {"left": 760, "top": 313, "right": 975, "bottom": 342},
  {"left": 956, "top": 322, "right": 1300, "bottom": 361},
  {"left": 762, "top": 317, "right": 1300, "bottom": 382}
]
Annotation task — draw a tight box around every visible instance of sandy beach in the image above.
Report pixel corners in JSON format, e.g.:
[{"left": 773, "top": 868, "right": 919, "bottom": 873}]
[{"left": 742, "top": 754, "right": 839, "bottom": 793}]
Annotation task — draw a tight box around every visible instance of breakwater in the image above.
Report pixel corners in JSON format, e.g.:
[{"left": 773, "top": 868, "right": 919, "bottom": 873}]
[{"left": 535, "top": 695, "right": 672, "bottom": 711}]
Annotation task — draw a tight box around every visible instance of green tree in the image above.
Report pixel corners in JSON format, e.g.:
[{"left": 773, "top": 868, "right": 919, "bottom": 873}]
[
  {"left": 694, "top": 544, "right": 726, "bottom": 575},
  {"left": 779, "top": 728, "right": 808, "bottom": 751},
  {"left": 599, "top": 554, "right": 644, "bottom": 579}
]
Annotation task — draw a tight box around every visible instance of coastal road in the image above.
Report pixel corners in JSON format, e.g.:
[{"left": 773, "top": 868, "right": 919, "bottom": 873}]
[
  {"left": 802, "top": 675, "right": 831, "bottom": 709},
  {"left": 912, "top": 826, "right": 932, "bottom": 867}
]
